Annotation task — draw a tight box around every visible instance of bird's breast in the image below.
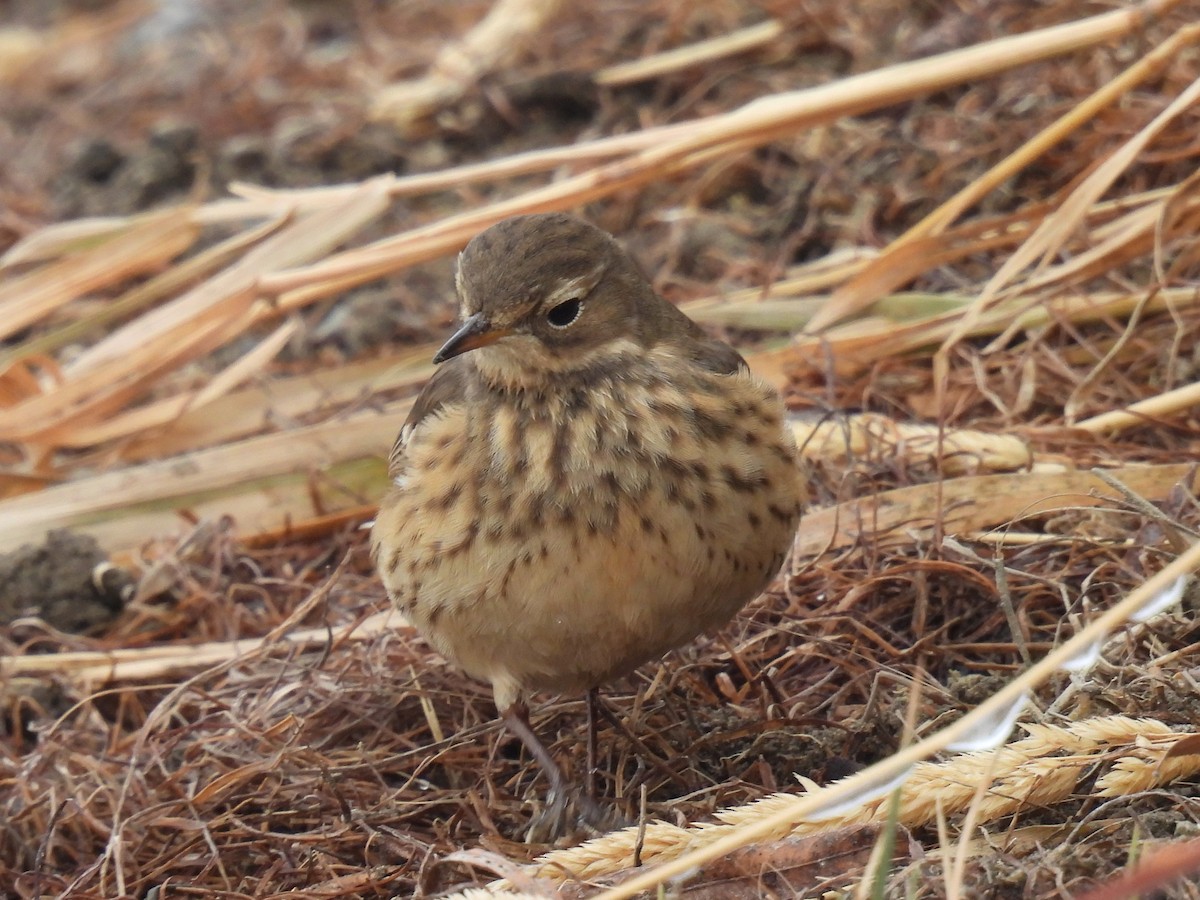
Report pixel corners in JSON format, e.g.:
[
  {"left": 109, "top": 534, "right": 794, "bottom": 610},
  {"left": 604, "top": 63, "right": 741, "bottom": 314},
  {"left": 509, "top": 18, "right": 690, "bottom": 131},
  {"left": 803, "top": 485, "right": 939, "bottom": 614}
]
[{"left": 371, "top": 357, "right": 802, "bottom": 700}]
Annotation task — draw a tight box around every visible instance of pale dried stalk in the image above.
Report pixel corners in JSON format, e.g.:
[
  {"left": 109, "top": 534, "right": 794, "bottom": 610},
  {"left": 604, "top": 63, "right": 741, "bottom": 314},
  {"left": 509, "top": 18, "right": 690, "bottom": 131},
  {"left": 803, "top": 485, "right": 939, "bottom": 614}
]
[
  {"left": 792, "top": 414, "right": 1032, "bottom": 476},
  {"left": 510, "top": 717, "right": 1195, "bottom": 888},
  {"left": 940, "top": 69, "right": 1200, "bottom": 355},
  {"left": 0, "top": 403, "right": 410, "bottom": 551},
  {"left": 0, "top": 180, "right": 393, "bottom": 446},
  {"left": 1098, "top": 733, "right": 1200, "bottom": 796},
  {"left": 372, "top": 0, "right": 568, "bottom": 130},
  {"left": 804, "top": 23, "right": 1200, "bottom": 333},
  {"left": 265, "top": 0, "right": 1179, "bottom": 303},
  {"left": 0, "top": 209, "right": 197, "bottom": 344},
  {"left": 790, "top": 286, "right": 1200, "bottom": 373},
  {"left": 5, "top": 215, "right": 287, "bottom": 365},
  {"left": 792, "top": 462, "right": 1195, "bottom": 561},
  {"left": 61, "top": 319, "right": 301, "bottom": 447},
  {"left": 0, "top": 611, "right": 403, "bottom": 683},
  {"left": 1075, "top": 378, "right": 1200, "bottom": 437},
  {"left": 118, "top": 347, "right": 432, "bottom": 462},
  {"left": 596, "top": 20, "right": 783, "bottom": 87},
  {"left": 579, "top": 542, "right": 1200, "bottom": 900}
]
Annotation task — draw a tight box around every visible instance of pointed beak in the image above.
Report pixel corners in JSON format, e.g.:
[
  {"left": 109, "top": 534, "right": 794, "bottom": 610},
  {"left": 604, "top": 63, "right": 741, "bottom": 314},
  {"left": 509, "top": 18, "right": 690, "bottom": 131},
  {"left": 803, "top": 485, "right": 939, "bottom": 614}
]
[{"left": 432, "top": 313, "right": 512, "bottom": 364}]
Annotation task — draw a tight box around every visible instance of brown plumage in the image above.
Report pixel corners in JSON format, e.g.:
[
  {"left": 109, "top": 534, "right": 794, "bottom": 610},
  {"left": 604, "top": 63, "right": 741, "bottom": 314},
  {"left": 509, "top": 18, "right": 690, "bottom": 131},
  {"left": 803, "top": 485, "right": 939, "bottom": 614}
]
[{"left": 371, "top": 213, "right": 802, "bottom": 833}]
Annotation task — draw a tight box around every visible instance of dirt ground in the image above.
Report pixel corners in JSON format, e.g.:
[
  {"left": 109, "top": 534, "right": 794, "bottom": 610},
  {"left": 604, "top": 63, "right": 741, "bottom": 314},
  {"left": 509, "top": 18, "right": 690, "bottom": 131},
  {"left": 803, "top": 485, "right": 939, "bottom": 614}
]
[{"left": 1, "top": 0, "right": 1199, "bottom": 897}]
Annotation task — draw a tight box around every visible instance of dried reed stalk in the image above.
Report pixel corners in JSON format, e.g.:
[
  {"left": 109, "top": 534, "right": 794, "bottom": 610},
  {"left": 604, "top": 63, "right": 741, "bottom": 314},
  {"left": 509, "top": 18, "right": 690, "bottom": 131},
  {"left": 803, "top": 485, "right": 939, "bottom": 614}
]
[{"left": 477, "top": 717, "right": 1199, "bottom": 892}]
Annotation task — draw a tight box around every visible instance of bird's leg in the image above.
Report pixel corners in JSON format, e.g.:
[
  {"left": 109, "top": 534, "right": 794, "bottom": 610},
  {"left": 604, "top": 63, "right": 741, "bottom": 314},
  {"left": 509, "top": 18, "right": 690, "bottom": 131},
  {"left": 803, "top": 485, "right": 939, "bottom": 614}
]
[
  {"left": 501, "top": 701, "right": 612, "bottom": 841},
  {"left": 501, "top": 701, "right": 574, "bottom": 803},
  {"left": 585, "top": 687, "right": 599, "bottom": 802}
]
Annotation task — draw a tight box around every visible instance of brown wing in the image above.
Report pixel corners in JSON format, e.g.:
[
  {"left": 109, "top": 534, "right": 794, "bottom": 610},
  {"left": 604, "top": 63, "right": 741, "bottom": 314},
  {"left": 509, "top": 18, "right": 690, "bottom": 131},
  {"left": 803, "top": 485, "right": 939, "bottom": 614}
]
[
  {"left": 650, "top": 292, "right": 747, "bottom": 377},
  {"left": 387, "top": 357, "right": 471, "bottom": 476},
  {"left": 672, "top": 317, "right": 747, "bottom": 377},
  {"left": 689, "top": 335, "right": 747, "bottom": 376}
]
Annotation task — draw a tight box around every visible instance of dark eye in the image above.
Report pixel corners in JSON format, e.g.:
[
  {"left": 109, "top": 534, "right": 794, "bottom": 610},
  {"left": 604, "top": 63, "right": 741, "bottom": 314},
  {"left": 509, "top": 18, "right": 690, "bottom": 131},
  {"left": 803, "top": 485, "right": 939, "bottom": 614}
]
[{"left": 546, "top": 297, "right": 583, "bottom": 328}]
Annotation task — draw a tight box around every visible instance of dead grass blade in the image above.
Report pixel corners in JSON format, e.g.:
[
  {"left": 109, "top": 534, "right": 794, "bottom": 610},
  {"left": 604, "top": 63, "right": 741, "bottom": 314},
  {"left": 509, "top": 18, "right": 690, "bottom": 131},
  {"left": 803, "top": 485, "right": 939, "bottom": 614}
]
[
  {"left": 0, "top": 404, "right": 407, "bottom": 552},
  {"left": 59, "top": 318, "right": 301, "bottom": 448},
  {"left": 0, "top": 208, "right": 197, "bottom": 344},
  {"left": 372, "top": 0, "right": 568, "bottom": 132},
  {"left": 794, "top": 463, "right": 1197, "bottom": 560},
  {"left": 596, "top": 20, "right": 784, "bottom": 87},
  {"left": 264, "top": 1, "right": 1179, "bottom": 304},
  {"left": 941, "top": 70, "right": 1200, "bottom": 355},
  {"left": 805, "top": 23, "right": 1200, "bottom": 334},
  {"left": 1076, "top": 379, "right": 1200, "bottom": 437},
  {"left": 569, "top": 536, "right": 1200, "bottom": 900},
  {"left": 0, "top": 610, "right": 402, "bottom": 684},
  {"left": 505, "top": 717, "right": 1198, "bottom": 888},
  {"left": 1, "top": 214, "right": 287, "bottom": 367},
  {"left": 0, "top": 178, "right": 392, "bottom": 447}
]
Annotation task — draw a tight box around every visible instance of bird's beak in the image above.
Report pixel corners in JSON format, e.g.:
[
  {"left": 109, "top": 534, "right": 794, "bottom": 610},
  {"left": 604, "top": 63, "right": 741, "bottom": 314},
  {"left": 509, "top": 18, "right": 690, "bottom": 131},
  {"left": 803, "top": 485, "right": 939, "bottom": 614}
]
[{"left": 433, "top": 313, "right": 512, "bottom": 363}]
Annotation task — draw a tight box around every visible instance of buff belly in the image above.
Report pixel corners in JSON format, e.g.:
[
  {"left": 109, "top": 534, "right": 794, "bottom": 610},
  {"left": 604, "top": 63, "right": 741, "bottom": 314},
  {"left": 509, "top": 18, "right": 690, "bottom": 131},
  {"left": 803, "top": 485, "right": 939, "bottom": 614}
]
[{"left": 372, "top": 367, "right": 801, "bottom": 710}]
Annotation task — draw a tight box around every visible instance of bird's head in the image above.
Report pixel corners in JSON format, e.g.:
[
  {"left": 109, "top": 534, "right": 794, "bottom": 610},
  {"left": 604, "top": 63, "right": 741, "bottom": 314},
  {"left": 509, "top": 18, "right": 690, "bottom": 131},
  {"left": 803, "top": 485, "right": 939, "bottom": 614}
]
[{"left": 436, "top": 213, "right": 674, "bottom": 386}]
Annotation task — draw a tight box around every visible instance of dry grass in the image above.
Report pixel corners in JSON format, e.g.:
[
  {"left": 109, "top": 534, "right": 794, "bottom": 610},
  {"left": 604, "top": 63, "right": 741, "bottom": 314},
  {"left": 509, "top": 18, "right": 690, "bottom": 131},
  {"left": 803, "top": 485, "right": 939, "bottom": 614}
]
[{"left": 2, "top": 0, "right": 1200, "bottom": 897}]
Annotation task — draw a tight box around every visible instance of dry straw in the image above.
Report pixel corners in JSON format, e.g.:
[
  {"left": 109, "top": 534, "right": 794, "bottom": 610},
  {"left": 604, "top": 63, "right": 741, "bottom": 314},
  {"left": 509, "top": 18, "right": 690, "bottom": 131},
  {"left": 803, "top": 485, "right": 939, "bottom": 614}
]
[
  {"left": 1, "top": 0, "right": 1195, "bottom": 556},
  {"left": 2, "top": 0, "right": 1200, "bottom": 895},
  {"left": 491, "top": 716, "right": 1200, "bottom": 888}
]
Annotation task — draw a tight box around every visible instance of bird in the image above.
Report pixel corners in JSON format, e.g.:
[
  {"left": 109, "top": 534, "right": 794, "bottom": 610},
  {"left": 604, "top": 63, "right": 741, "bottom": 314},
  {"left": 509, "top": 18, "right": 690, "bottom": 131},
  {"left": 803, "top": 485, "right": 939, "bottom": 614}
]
[{"left": 371, "top": 212, "right": 802, "bottom": 836}]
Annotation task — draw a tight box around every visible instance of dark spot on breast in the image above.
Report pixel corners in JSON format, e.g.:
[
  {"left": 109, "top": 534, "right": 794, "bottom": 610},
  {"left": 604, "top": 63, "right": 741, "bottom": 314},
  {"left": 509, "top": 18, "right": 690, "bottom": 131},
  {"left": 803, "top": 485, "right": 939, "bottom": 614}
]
[
  {"left": 446, "top": 522, "right": 480, "bottom": 555},
  {"left": 528, "top": 494, "right": 547, "bottom": 527},
  {"left": 748, "top": 511, "right": 762, "bottom": 530},
  {"left": 433, "top": 482, "right": 464, "bottom": 511},
  {"left": 693, "top": 409, "right": 734, "bottom": 441},
  {"left": 640, "top": 514, "right": 655, "bottom": 533},
  {"left": 565, "top": 388, "right": 589, "bottom": 414},
  {"left": 549, "top": 419, "right": 571, "bottom": 488},
  {"left": 492, "top": 488, "right": 514, "bottom": 516},
  {"left": 722, "top": 464, "right": 766, "bottom": 493},
  {"left": 426, "top": 600, "right": 446, "bottom": 627},
  {"left": 694, "top": 522, "right": 708, "bottom": 540},
  {"left": 768, "top": 503, "right": 795, "bottom": 523},
  {"left": 742, "top": 429, "right": 760, "bottom": 446},
  {"left": 389, "top": 550, "right": 402, "bottom": 575},
  {"left": 499, "top": 558, "right": 519, "bottom": 597},
  {"left": 701, "top": 490, "right": 717, "bottom": 511}
]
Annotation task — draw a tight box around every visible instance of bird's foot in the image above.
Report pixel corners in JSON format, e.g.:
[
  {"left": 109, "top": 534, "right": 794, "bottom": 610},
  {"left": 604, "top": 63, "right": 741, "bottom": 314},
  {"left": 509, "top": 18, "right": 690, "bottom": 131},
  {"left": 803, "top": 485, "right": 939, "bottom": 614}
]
[{"left": 525, "top": 788, "right": 626, "bottom": 845}]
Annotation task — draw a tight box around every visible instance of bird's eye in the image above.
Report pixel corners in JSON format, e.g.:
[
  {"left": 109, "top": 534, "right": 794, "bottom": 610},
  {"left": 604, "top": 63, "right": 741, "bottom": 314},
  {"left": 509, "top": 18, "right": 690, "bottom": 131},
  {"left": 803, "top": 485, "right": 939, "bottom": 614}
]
[{"left": 546, "top": 297, "right": 583, "bottom": 328}]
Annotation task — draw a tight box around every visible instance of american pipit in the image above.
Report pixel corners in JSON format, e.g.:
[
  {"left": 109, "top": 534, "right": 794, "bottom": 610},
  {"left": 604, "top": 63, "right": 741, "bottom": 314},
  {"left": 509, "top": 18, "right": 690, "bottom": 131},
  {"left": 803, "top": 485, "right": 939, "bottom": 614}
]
[{"left": 371, "top": 213, "right": 802, "bottom": 832}]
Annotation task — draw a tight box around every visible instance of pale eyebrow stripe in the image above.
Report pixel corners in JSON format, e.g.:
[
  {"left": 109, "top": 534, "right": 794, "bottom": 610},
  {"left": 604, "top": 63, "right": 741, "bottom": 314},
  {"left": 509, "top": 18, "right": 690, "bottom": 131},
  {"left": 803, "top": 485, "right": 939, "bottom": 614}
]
[{"left": 545, "top": 261, "right": 607, "bottom": 304}]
